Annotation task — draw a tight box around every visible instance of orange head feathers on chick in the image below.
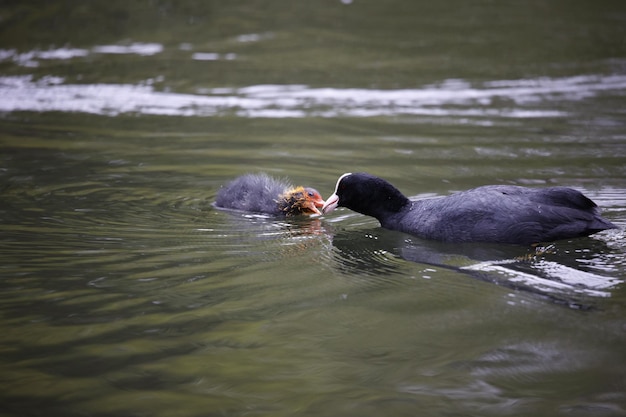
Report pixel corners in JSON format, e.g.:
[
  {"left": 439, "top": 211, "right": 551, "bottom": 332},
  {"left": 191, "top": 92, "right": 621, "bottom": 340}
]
[{"left": 277, "top": 186, "right": 325, "bottom": 216}]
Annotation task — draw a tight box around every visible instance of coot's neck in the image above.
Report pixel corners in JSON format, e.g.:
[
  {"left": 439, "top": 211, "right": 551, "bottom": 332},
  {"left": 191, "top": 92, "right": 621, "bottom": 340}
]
[{"left": 357, "top": 179, "right": 411, "bottom": 225}]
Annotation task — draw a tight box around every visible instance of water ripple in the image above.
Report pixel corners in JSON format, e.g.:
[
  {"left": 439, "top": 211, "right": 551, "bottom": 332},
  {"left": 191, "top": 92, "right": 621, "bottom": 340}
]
[{"left": 2, "top": 73, "right": 625, "bottom": 119}]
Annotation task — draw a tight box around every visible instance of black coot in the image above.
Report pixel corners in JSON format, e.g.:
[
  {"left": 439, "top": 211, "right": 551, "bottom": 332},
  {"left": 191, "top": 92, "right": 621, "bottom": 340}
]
[
  {"left": 322, "top": 172, "right": 617, "bottom": 245},
  {"left": 215, "top": 173, "right": 325, "bottom": 216}
]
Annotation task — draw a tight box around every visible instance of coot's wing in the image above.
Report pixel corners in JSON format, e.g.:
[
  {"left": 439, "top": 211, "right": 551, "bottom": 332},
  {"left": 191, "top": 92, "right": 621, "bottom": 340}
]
[{"left": 405, "top": 186, "right": 614, "bottom": 244}]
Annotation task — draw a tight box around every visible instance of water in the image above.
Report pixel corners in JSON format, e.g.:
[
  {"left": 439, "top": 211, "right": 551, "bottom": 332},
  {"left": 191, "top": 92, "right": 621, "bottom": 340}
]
[{"left": 1, "top": 1, "right": 626, "bottom": 416}]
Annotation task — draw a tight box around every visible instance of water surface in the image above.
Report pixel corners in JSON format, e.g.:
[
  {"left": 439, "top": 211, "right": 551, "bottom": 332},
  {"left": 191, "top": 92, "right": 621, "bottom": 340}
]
[{"left": 1, "top": 1, "right": 625, "bottom": 416}]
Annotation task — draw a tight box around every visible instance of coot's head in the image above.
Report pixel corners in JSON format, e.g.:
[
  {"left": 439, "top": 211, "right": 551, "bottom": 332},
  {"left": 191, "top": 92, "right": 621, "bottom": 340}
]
[
  {"left": 278, "top": 186, "right": 325, "bottom": 216},
  {"left": 322, "top": 172, "right": 410, "bottom": 219}
]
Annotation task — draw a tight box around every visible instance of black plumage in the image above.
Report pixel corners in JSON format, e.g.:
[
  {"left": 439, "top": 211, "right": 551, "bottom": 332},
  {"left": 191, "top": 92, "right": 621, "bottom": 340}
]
[{"left": 322, "top": 172, "right": 617, "bottom": 245}]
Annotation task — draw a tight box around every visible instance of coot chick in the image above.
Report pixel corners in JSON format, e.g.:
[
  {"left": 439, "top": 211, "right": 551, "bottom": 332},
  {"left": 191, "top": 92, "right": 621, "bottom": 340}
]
[
  {"left": 322, "top": 172, "right": 617, "bottom": 245},
  {"left": 215, "top": 173, "right": 325, "bottom": 216}
]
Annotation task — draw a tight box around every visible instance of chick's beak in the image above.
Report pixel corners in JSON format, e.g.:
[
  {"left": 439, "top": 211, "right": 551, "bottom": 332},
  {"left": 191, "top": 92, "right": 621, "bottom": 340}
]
[
  {"left": 312, "top": 195, "right": 325, "bottom": 209},
  {"left": 321, "top": 193, "right": 339, "bottom": 214},
  {"left": 306, "top": 190, "right": 325, "bottom": 215},
  {"left": 303, "top": 202, "right": 322, "bottom": 216},
  {"left": 299, "top": 190, "right": 324, "bottom": 216}
]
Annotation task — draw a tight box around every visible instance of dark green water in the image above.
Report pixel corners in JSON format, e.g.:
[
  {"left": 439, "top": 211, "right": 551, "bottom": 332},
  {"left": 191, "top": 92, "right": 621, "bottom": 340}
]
[{"left": 1, "top": 1, "right": 626, "bottom": 416}]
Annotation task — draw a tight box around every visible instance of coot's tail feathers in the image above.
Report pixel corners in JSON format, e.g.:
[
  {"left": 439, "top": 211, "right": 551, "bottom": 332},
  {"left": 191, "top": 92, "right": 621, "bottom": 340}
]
[
  {"left": 531, "top": 187, "right": 598, "bottom": 211},
  {"left": 531, "top": 187, "right": 617, "bottom": 240},
  {"left": 532, "top": 187, "right": 617, "bottom": 232},
  {"left": 586, "top": 216, "right": 618, "bottom": 232}
]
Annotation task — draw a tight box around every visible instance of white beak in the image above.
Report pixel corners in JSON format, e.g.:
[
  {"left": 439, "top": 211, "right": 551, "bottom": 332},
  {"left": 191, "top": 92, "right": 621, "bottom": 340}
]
[{"left": 321, "top": 193, "right": 339, "bottom": 214}]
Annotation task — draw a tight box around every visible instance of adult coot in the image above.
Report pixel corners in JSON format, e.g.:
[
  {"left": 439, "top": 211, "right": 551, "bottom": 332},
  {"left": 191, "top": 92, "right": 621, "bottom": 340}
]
[
  {"left": 322, "top": 172, "right": 617, "bottom": 245},
  {"left": 215, "top": 173, "right": 325, "bottom": 216}
]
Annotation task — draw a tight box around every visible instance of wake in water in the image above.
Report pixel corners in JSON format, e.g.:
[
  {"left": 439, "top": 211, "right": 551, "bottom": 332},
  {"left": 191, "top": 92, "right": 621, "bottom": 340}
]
[{"left": 327, "top": 225, "right": 624, "bottom": 310}]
